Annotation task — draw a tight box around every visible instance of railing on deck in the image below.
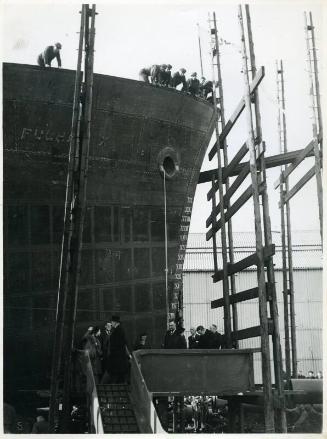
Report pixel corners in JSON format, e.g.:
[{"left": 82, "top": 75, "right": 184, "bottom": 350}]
[
  {"left": 76, "top": 349, "right": 104, "bottom": 434},
  {"left": 130, "top": 351, "right": 166, "bottom": 433}
]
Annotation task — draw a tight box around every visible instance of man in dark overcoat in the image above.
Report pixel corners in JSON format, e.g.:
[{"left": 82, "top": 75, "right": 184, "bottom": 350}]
[
  {"left": 196, "top": 325, "right": 212, "bottom": 348},
  {"left": 208, "top": 324, "right": 222, "bottom": 349},
  {"left": 163, "top": 320, "right": 186, "bottom": 349},
  {"left": 107, "top": 315, "right": 131, "bottom": 383},
  {"left": 188, "top": 326, "right": 200, "bottom": 349}
]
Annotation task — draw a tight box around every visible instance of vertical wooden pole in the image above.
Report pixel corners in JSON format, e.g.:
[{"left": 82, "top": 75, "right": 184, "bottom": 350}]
[
  {"left": 238, "top": 5, "right": 274, "bottom": 432},
  {"left": 48, "top": 5, "right": 85, "bottom": 432},
  {"left": 61, "top": 4, "right": 96, "bottom": 431},
  {"left": 245, "top": 5, "right": 286, "bottom": 431},
  {"left": 213, "top": 12, "right": 239, "bottom": 344},
  {"left": 276, "top": 62, "right": 291, "bottom": 384},
  {"left": 280, "top": 183, "right": 291, "bottom": 381},
  {"left": 211, "top": 176, "right": 219, "bottom": 274},
  {"left": 304, "top": 12, "right": 323, "bottom": 241},
  {"left": 211, "top": 12, "right": 232, "bottom": 347},
  {"left": 309, "top": 12, "right": 323, "bottom": 140},
  {"left": 197, "top": 23, "right": 204, "bottom": 78},
  {"left": 279, "top": 60, "right": 297, "bottom": 378}
]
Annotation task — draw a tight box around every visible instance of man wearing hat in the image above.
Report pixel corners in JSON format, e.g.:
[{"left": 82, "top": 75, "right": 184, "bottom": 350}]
[
  {"left": 171, "top": 68, "right": 187, "bottom": 91},
  {"left": 187, "top": 72, "right": 200, "bottom": 97},
  {"left": 106, "top": 315, "right": 130, "bottom": 383},
  {"left": 37, "top": 42, "right": 62, "bottom": 68},
  {"left": 160, "top": 64, "right": 172, "bottom": 87},
  {"left": 157, "top": 64, "right": 168, "bottom": 86},
  {"left": 150, "top": 64, "right": 161, "bottom": 85}
]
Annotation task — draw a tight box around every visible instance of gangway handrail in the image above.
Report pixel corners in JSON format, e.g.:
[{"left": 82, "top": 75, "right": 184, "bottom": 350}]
[
  {"left": 75, "top": 349, "right": 104, "bottom": 434},
  {"left": 129, "top": 350, "right": 166, "bottom": 433}
]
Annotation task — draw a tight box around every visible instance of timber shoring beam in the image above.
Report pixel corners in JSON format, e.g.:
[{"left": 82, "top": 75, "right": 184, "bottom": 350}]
[
  {"left": 212, "top": 244, "right": 275, "bottom": 282},
  {"left": 231, "top": 321, "right": 274, "bottom": 341},
  {"left": 211, "top": 282, "right": 274, "bottom": 308},
  {"left": 199, "top": 146, "right": 317, "bottom": 184}
]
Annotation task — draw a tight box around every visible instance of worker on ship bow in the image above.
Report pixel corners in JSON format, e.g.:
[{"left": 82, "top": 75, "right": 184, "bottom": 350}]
[{"left": 37, "top": 42, "right": 62, "bottom": 68}]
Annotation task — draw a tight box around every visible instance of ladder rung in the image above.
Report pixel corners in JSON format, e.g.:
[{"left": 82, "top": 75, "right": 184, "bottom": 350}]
[
  {"left": 211, "top": 282, "right": 274, "bottom": 308},
  {"left": 207, "top": 177, "right": 264, "bottom": 237},
  {"left": 208, "top": 67, "right": 265, "bottom": 161},
  {"left": 207, "top": 183, "right": 252, "bottom": 231},
  {"left": 231, "top": 321, "right": 274, "bottom": 341},
  {"left": 207, "top": 141, "right": 249, "bottom": 202},
  {"left": 212, "top": 244, "right": 275, "bottom": 282}
]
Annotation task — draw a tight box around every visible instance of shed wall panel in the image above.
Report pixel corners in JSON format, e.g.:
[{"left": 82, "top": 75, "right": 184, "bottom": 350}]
[{"left": 183, "top": 268, "right": 322, "bottom": 382}]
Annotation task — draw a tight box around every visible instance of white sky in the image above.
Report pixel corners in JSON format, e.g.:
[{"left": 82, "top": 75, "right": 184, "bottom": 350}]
[{"left": 1, "top": 1, "right": 325, "bottom": 235}]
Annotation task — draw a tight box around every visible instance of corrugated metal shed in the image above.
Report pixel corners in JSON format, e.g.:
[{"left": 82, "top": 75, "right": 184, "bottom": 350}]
[
  {"left": 184, "top": 232, "right": 322, "bottom": 271},
  {"left": 186, "top": 230, "right": 321, "bottom": 248},
  {"left": 182, "top": 231, "right": 323, "bottom": 382}
]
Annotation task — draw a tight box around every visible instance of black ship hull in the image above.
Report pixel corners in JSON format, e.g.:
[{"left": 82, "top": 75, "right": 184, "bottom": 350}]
[{"left": 3, "top": 63, "right": 215, "bottom": 391}]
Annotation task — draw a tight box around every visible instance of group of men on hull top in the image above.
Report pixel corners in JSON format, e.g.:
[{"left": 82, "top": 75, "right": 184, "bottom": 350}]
[
  {"left": 139, "top": 64, "right": 216, "bottom": 100},
  {"left": 35, "top": 45, "right": 216, "bottom": 102}
]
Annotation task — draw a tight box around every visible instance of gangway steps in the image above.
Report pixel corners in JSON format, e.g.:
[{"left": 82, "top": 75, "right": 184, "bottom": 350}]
[{"left": 97, "top": 384, "right": 139, "bottom": 433}]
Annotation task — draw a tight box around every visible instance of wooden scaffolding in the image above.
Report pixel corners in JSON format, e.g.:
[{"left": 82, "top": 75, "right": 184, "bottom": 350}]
[
  {"left": 207, "top": 5, "right": 286, "bottom": 432},
  {"left": 49, "top": 4, "right": 96, "bottom": 432},
  {"left": 274, "top": 10, "right": 323, "bottom": 384}
]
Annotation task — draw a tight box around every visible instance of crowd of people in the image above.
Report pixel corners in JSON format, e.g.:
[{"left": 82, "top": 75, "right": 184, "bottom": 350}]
[
  {"left": 35, "top": 46, "right": 216, "bottom": 101},
  {"left": 78, "top": 318, "right": 226, "bottom": 385},
  {"left": 139, "top": 64, "right": 216, "bottom": 99},
  {"left": 297, "top": 370, "right": 323, "bottom": 379},
  {"left": 79, "top": 315, "right": 132, "bottom": 384},
  {"left": 163, "top": 321, "right": 223, "bottom": 349}
]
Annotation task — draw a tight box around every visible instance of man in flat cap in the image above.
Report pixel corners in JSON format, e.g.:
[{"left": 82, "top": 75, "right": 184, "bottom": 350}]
[
  {"left": 160, "top": 64, "right": 172, "bottom": 87},
  {"left": 187, "top": 72, "right": 200, "bottom": 97},
  {"left": 171, "top": 68, "right": 187, "bottom": 91},
  {"left": 150, "top": 64, "right": 161, "bottom": 85},
  {"left": 37, "top": 42, "right": 62, "bottom": 68}
]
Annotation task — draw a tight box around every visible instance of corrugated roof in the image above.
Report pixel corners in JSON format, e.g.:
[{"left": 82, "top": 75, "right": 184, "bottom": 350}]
[
  {"left": 187, "top": 230, "right": 321, "bottom": 248},
  {"left": 184, "top": 232, "right": 322, "bottom": 271}
]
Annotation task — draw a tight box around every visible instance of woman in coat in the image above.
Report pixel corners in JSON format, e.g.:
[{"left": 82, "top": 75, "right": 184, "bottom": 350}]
[{"left": 82, "top": 326, "right": 103, "bottom": 383}]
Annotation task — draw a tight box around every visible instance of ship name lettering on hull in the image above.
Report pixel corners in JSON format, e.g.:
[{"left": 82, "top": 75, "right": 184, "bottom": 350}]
[{"left": 20, "top": 127, "right": 70, "bottom": 143}]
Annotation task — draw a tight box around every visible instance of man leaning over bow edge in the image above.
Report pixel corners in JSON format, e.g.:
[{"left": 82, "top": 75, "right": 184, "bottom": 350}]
[{"left": 37, "top": 42, "right": 62, "bottom": 68}]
